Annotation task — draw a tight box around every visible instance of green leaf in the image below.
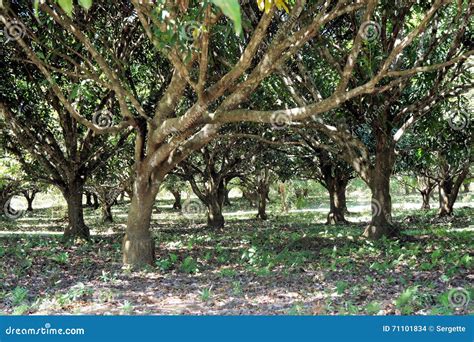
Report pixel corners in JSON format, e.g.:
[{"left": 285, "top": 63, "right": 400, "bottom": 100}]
[
  {"left": 57, "top": 0, "right": 73, "bottom": 16},
  {"left": 78, "top": 0, "right": 93, "bottom": 11},
  {"left": 210, "top": 0, "right": 242, "bottom": 36}
]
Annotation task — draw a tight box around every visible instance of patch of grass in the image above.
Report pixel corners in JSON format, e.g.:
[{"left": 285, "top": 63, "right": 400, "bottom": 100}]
[
  {"left": 9, "top": 287, "right": 29, "bottom": 306},
  {"left": 181, "top": 256, "right": 199, "bottom": 274},
  {"left": 121, "top": 300, "right": 134, "bottom": 315},
  {"left": 199, "top": 287, "right": 213, "bottom": 302}
]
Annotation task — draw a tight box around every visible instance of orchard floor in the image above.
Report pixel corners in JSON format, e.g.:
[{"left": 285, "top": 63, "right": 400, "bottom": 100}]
[{"left": 0, "top": 193, "right": 473, "bottom": 315}]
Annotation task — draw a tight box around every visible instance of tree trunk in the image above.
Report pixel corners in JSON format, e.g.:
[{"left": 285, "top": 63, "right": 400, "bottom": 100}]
[
  {"left": 256, "top": 187, "right": 269, "bottom": 220},
  {"left": 279, "top": 182, "right": 288, "bottom": 213},
  {"left": 420, "top": 190, "right": 431, "bottom": 210},
  {"left": 26, "top": 197, "right": 33, "bottom": 211},
  {"left": 101, "top": 203, "right": 113, "bottom": 223},
  {"left": 122, "top": 177, "right": 157, "bottom": 266},
  {"left": 224, "top": 187, "right": 231, "bottom": 206},
  {"left": 171, "top": 190, "right": 182, "bottom": 210},
  {"left": 85, "top": 192, "right": 93, "bottom": 207},
  {"left": 63, "top": 181, "right": 90, "bottom": 240},
  {"left": 462, "top": 183, "right": 470, "bottom": 193},
  {"left": 206, "top": 195, "right": 225, "bottom": 229},
  {"left": 438, "top": 178, "right": 453, "bottom": 216},
  {"left": 404, "top": 184, "right": 411, "bottom": 195},
  {"left": 437, "top": 159, "right": 469, "bottom": 217},
  {"left": 363, "top": 138, "right": 398, "bottom": 239},
  {"left": 326, "top": 179, "right": 348, "bottom": 224},
  {"left": 92, "top": 193, "right": 99, "bottom": 209}
]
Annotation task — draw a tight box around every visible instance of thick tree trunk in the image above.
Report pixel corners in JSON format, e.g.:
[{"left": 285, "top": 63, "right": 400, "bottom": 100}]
[
  {"left": 363, "top": 138, "right": 398, "bottom": 239},
  {"left": 438, "top": 179, "right": 453, "bottom": 216},
  {"left": 206, "top": 196, "right": 225, "bottom": 229},
  {"left": 363, "top": 179, "right": 396, "bottom": 239},
  {"left": 171, "top": 190, "right": 182, "bottom": 210},
  {"left": 122, "top": 177, "right": 157, "bottom": 266},
  {"left": 326, "top": 179, "right": 348, "bottom": 224},
  {"left": 63, "top": 181, "right": 90, "bottom": 240},
  {"left": 101, "top": 203, "right": 113, "bottom": 223}
]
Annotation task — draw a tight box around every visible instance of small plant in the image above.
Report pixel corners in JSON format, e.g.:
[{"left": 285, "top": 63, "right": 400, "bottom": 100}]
[
  {"left": 121, "top": 300, "right": 134, "bottom": 315},
  {"left": 155, "top": 258, "right": 172, "bottom": 271},
  {"left": 97, "top": 289, "right": 116, "bottom": 303},
  {"left": 199, "top": 286, "right": 213, "bottom": 302},
  {"left": 181, "top": 256, "right": 199, "bottom": 274},
  {"left": 51, "top": 252, "right": 69, "bottom": 264},
  {"left": 365, "top": 301, "right": 381, "bottom": 315},
  {"left": 335, "top": 280, "right": 349, "bottom": 295},
  {"left": 344, "top": 301, "right": 359, "bottom": 315},
  {"left": 395, "top": 286, "right": 419, "bottom": 314},
  {"left": 219, "top": 268, "right": 237, "bottom": 277},
  {"left": 58, "top": 282, "right": 93, "bottom": 306},
  {"left": 288, "top": 302, "right": 305, "bottom": 315},
  {"left": 232, "top": 281, "right": 243, "bottom": 296},
  {"left": 99, "top": 270, "right": 117, "bottom": 283},
  {"left": 12, "top": 304, "right": 30, "bottom": 315},
  {"left": 9, "top": 287, "right": 29, "bottom": 306}
]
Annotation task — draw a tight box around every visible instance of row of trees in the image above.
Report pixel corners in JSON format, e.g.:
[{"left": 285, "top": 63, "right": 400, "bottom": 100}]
[{"left": 1, "top": 0, "right": 472, "bottom": 265}]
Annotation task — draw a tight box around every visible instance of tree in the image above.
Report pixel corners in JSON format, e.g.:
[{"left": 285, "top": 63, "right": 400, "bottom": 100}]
[
  {"left": 20, "top": 183, "right": 46, "bottom": 212},
  {"left": 3, "top": 1, "right": 471, "bottom": 264},
  {"left": 289, "top": 133, "right": 354, "bottom": 224},
  {"left": 177, "top": 138, "right": 251, "bottom": 229},
  {"left": 162, "top": 174, "right": 187, "bottom": 210},
  {"left": 274, "top": 1, "right": 473, "bottom": 237},
  {"left": 86, "top": 141, "right": 134, "bottom": 223},
  {"left": 0, "top": 2, "right": 134, "bottom": 238},
  {"left": 401, "top": 102, "right": 472, "bottom": 216}
]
